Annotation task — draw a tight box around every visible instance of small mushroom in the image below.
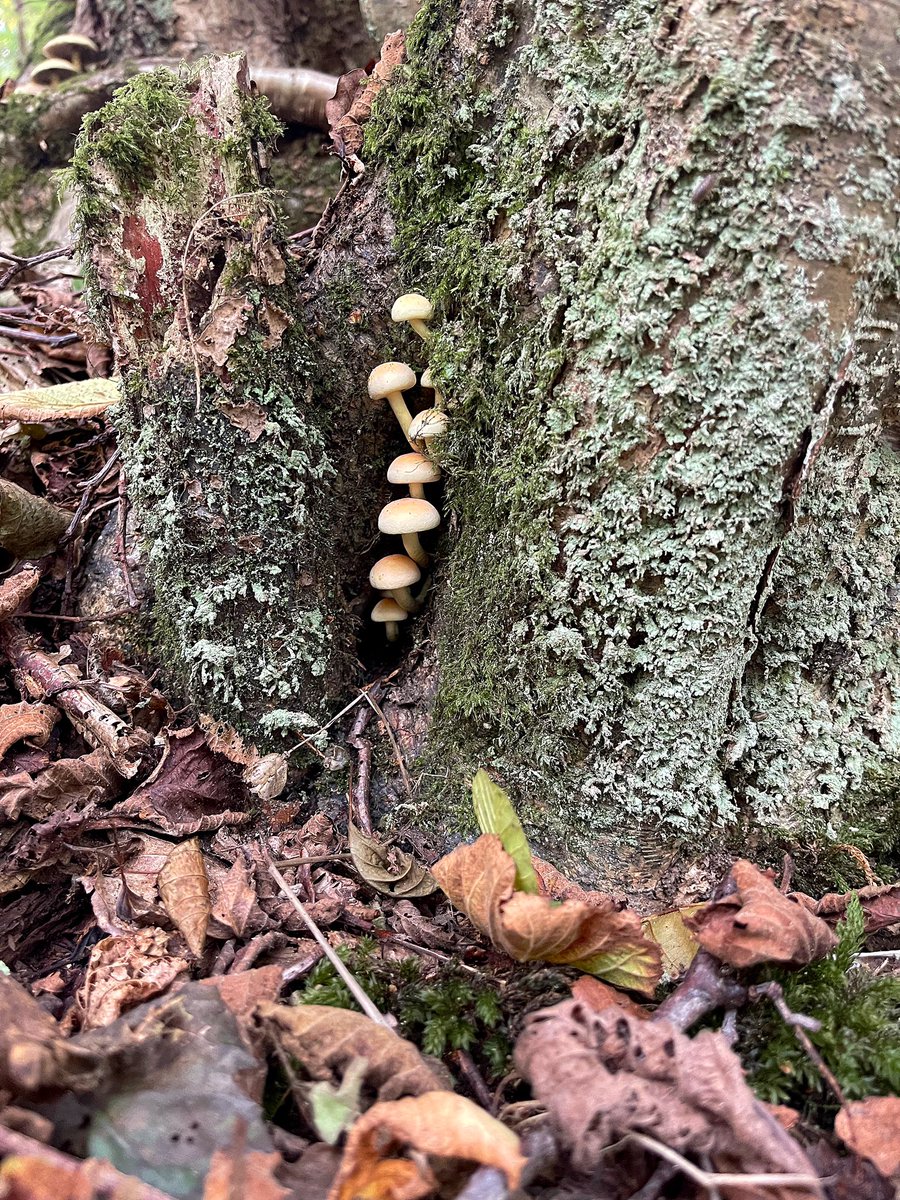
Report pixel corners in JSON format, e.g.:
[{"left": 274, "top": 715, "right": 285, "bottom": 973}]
[
  {"left": 371, "top": 596, "right": 408, "bottom": 641},
  {"left": 368, "top": 361, "right": 417, "bottom": 442},
  {"left": 42, "top": 33, "right": 100, "bottom": 72},
  {"left": 30, "top": 58, "right": 78, "bottom": 87},
  {"left": 391, "top": 293, "right": 433, "bottom": 342},
  {"left": 369, "top": 553, "right": 421, "bottom": 612},
  {"left": 408, "top": 407, "right": 449, "bottom": 454},
  {"left": 420, "top": 367, "right": 445, "bottom": 409},
  {"left": 387, "top": 451, "right": 441, "bottom": 499},
  {"left": 378, "top": 497, "right": 440, "bottom": 567}
]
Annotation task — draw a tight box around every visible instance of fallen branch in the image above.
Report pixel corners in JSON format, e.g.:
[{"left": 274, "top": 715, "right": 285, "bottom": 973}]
[{"left": 0, "top": 619, "right": 152, "bottom": 776}]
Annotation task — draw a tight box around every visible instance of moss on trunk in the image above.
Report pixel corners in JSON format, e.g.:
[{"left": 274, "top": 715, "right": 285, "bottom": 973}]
[{"left": 361, "top": 0, "right": 900, "bottom": 869}]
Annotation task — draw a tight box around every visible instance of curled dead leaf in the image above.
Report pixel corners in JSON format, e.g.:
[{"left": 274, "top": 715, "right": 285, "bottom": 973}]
[
  {"left": 0, "top": 378, "right": 119, "bottom": 423},
  {"left": 327, "top": 34, "right": 405, "bottom": 161},
  {"left": 258, "top": 1003, "right": 449, "bottom": 1101},
  {"left": 348, "top": 822, "right": 437, "bottom": 898},
  {"left": 329, "top": 1093, "right": 526, "bottom": 1200},
  {"left": 76, "top": 928, "right": 189, "bottom": 1029},
  {"left": 0, "top": 702, "right": 57, "bottom": 759},
  {"left": 799, "top": 881, "right": 900, "bottom": 935},
  {"left": 687, "top": 860, "right": 837, "bottom": 969},
  {"left": 432, "top": 835, "right": 661, "bottom": 995},
  {"left": 158, "top": 838, "right": 211, "bottom": 957}
]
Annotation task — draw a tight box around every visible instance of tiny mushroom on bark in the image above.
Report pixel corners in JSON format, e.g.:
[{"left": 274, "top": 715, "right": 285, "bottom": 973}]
[
  {"left": 371, "top": 596, "right": 408, "bottom": 641},
  {"left": 378, "top": 497, "right": 440, "bottom": 567},
  {"left": 387, "top": 451, "right": 441, "bottom": 499},
  {"left": 391, "top": 293, "right": 433, "bottom": 341},
  {"left": 42, "top": 33, "right": 101, "bottom": 72},
  {"left": 368, "top": 361, "right": 417, "bottom": 442},
  {"left": 369, "top": 553, "right": 421, "bottom": 612},
  {"left": 408, "top": 407, "right": 449, "bottom": 454},
  {"left": 30, "top": 57, "right": 78, "bottom": 87},
  {"left": 420, "top": 367, "right": 445, "bottom": 409}
]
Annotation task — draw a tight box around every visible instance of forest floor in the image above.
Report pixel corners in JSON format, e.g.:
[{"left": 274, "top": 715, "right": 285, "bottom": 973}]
[{"left": 0, "top": 100, "right": 899, "bottom": 1200}]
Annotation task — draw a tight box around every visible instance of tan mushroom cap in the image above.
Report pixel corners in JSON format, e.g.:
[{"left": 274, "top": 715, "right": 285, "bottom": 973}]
[
  {"left": 409, "top": 408, "right": 449, "bottom": 441},
  {"left": 391, "top": 293, "right": 433, "bottom": 323},
  {"left": 369, "top": 553, "right": 421, "bottom": 591},
  {"left": 371, "top": 597, "right": 408, "bottom": 623},
  {"left": 368, "top": 361, "right": 416, "bottom": 400},
  {"left": 31, "top": 58, "right": 78, "bottom": 85},
  {"left": 42, "top": 33, "right": 100, "bottom": 61},
  {"left": 420, "top": 368, "right": 434, "bottom": 389},
  {"left": 387, "top": 452, "right": 441, "bottom": 486},
  {"left": 378, "top": 498, "right": 441, "bottom": 535}
]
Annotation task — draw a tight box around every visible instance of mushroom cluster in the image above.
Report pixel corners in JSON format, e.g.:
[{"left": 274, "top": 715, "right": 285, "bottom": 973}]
[
  {"left": 368, "top": 293, "right": 450, "bottom": 641},
  {"left": 30, "top": 32, "right": 100, "bottom": 89}
]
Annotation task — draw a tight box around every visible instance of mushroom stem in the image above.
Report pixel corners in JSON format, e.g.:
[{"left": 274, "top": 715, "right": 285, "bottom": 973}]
[
  {"left": 384, "top": 621, "right": 399, "bottom": 642},
  {"left": 408, "top": 482, "right": 425, "bottom": 499},
  {"left": 402, "top": 532, "right": 428, "bottom": 567},
  {"left": 390, "top": 586, "right": 418, "bottom": 612},
  {"left": 410, "top": 318, "right": 432, "bottom": 341},
  {"left": 386, "top": 391, "right": 414, "bottom": 439},
  {"left": 71, "top": 52, "right": 83, "bottom": 71}
]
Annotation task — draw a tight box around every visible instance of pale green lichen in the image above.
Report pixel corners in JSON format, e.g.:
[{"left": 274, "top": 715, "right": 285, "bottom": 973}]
[{"left": 369, "top": 0, "right": 900, "bottom": 861}]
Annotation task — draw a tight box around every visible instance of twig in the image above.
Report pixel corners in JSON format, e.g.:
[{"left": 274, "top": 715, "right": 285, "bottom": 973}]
[
  {"left": 652, "top": 950, "right": 747, "bottom": 1032},
  {"left": 750, "top": 981, "right": 846, "bottom": 1106},
  {"left": 363, "top": 687, "right": 413, "bottom": 797},
  {"left": 0, "top": 325, "right": 78, "bottom": 347},
  {"left": 624, "top": 1132, "right": 825, "bottom": 1199},
  {"left": 263, "top": 849, "right": 393, "bottom": 1028},
  {"left": 0, "top": 245, "right": 72, "bottom": 290},
  {"left": 0, "top": 1124, "right": 176, "bottom": 1200},
  {"left": 450, "top": 1049, "right": 494, "bottom": 1110},
  {"left": 19, "top": 607, "right": 137, "bottom": 624},
  {"left": 274, "top": 852, "right": 354, "bottom": 867},
  {"left": 347, "top": 685, "right": 380, "bottom": 834}
]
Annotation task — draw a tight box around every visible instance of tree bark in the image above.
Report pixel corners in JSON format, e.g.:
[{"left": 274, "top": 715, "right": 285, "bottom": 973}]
[{"left": 73, "top": 0, "right": 900, "bottom": 890}]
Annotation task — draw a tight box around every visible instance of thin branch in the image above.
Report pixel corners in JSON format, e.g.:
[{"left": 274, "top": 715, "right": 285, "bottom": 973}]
[
  {"left": 750, "top": 981, "right": 846, "bottom": 1107},
  {"left": 0, "top": 326, "right": 79, "bottom": 347},
  {"left": 363, "top": 687, "right": 413, "bottom": 797}
]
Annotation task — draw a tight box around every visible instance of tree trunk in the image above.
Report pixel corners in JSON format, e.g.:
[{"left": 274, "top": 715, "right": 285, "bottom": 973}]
[{"left": 73, "top": 0, "right": 900, "bottom": 890}]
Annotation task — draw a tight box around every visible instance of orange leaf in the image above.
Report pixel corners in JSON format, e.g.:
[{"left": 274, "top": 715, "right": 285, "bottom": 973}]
[
  {"left": 686, "top": 860, "right": 837, "bottom": 969},
  {"left": 329, "top": 1093, "right": 525, "bottom": 1200},
  {"left": 432, "top": 835, "right": 661, "bottom": 995},
  {"left": 158, "top": 838, "right": 211, "bottom": 957},
  {"left": 571, "top": 975, "right": 649, "bottom": 1019},
  {"left": 203, "top": 1147, "right": 289, "bottom": 1200},
  {"left": 835, "top": 1097, "right": 900, "bottom": 1180}
]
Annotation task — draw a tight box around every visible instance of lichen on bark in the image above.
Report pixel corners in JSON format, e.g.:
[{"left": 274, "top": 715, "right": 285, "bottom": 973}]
[{"left": 365, "top": 0, "right": 900, "bottom": 864}]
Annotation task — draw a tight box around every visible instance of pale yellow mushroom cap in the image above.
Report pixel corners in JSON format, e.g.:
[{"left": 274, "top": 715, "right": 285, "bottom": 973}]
[
  {"left": 31, "top": 58, "right": 78, "bottom": 85},
  {"left": 408, "top": 408, "right": 449, "bottom": 442},
  {"left": 371, "top": 597, "right": 408, "bottom": 623},
  {"left": 369, "top": 553, "right": 421, "bottom": 590},
  {"left": 420, "top": 368, "right": 434, "bottom": 389},
  {"left": 368, "top": 361, "right": 417, "bottom": 400},
  {"left": 378, "top": 498, "right": 441, "bottom": 535},
  {"left": 387, "top": 452, "right": 441, "bottom": 486},
  {"left": 391, "top": 293, "right": 433, "bottom": 323},
  {"left": 43, "top": 33, "right": 100, "bottom": 61}
]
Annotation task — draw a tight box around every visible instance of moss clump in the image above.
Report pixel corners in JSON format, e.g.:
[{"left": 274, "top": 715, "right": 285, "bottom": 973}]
[
  {"left": 365, "top": 0, "right": 900, "bottom": 866},
  {"left": 0, "top": 92, "right": 59, "bottom": 254},
  {"left": 743, "top": 896, "right": 900, "bottom": 1120},
  {"left": 296, "top": 939, "right": 511, "bottom": 1078}
]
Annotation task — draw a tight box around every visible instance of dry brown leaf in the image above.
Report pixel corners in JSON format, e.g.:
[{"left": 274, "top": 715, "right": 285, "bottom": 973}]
[
  {"left": 209, "top": 855, "right": 260, "bottom": 937},
  {"left": 686, "top": 860, "right": 837, "bottom": 969},
  {"left": 835, "top": 1097, "right": 900, "bottom": 1180},
  {"left": 199, "top": 965, "right": 284, "bottom": 1053},
  {"left": 76, "top": 928, "right": 189, "bottom": 1029},
  {"left": 432, "top": 835, "right": 661, "bottom": 995},
  {"left": 570, "top": 975, "right": 649, "bottom": 1019},
  {"left": 258, "top": 1003, "right": 449, "bottom": 1100},
  {"left": 158, "top": 838, "right": 211, "bottom": 957},
  {"left": 0, "top": 1152, "right": 163, "bottom": 1200},
  {"left": 348, "top": 822, "right": 437, "bottom": 898},
  {"left": 0, "top": 566, "right": 40, "bottom": 621},
  {"left": 0, "top": 378, "right": 119, "bottom": 423},
  {"left": 515, "top": 997, "right": 816, "bottom": 1195},
  {"left": 203, "top": 1146, "right": 289, "bottom": 1200},
  {"left": 329, "top": 1093, "right": 525, "bottom": 1200},
  {"left": 0, "top": 974, "right": 62, "bottom": 1094},
  {"left": 328, "top": 33, "right": 406, "bottom": 160},
  {"left": 0, "top": 749, "right": 121, "bottom": 821},
  {"left": 808, "top": 882, "right": 900, "bottom": 934},
  {"left": 0, "top": 701, "right": 57, "bottom": 759}
]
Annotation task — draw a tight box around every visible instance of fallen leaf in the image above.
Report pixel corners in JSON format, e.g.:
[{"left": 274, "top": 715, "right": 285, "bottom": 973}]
[
  {"left": 807, "top": 1138, "right": 894, "bottom": 1200},
  {"left": 243, "top": 752, "right": 288, "bottom": 801},
  {"left": 432, "top": 835, "right": 661, "bottom": 995},
  {"left": 0, "top": 1152, "right": 166, "bottom": 1200},
  {"left": 686, "top": 859, "right": 837, "bottom": 969},
  {"left": 642, "top": 905, "right": 702, "bottom": 979},
  {"left": 158, "top": 838, "right": 211, "bottom": 957},
  {"left": 76, "top": 927, "right": 189, "bottom": 1029},
  {"left": 0, "top": 566, "right": 40, "bottom": 620},
  {"left": 114, "top": 725, "right": 249, "bottom": 834},
  {"left": 258, "top": 1003, "right": 449, "bottom": 1100},
  {"left": 471, "top": 770, "right": 538, "bottom": 894},
  {"left": 328, "top": 34, "right": 406, "bottom": 161},
  {"left": 808, "top": 882, "right": 900, "bottom": 935},
  {"left": 329, "top": 1093, "right": 526, "bottom": 1200},
  {"left": 348, "top": 822, "right": 437, "bottom": 898},
  {"left": 0, "top": 378, "right": 119, "bottom": 423},
  {"left": 203, "top": 1146, "right": 289, "bottom": 1200},
  {"left": 209, "top": 855, "right": 260, "bottom": 937},
  {"left": 570, "top": 975, "right": 649, "bottom": 1019},
  {"left": 0, "top": 702, "right": 57, "bottom": 759},
  {"left": 309, "top": 1055, "right": 368, "bottom": 1144},
  {"left": 0, "top": 973, "right": 62, "bottom": 1093},
  {"left": 835, "top": 1097, "right": 900, "bottom": 1180},
  {"left": 0, "top": 749, "right": 121, "bottom": 821},
  {"left": 516, "top": 997, "right": 817, "bottom": 1192},
  {"left": 199, "top": 965, "right": 284, "bottom": 1053}
]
